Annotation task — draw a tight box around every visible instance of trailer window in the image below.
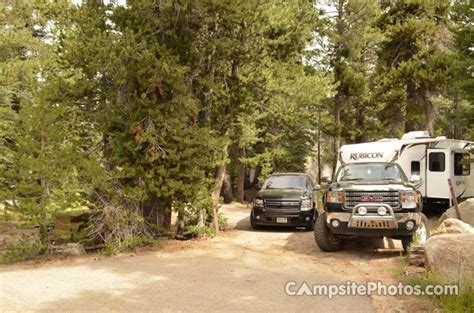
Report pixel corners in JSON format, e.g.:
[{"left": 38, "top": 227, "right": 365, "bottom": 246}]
[
  {"left": 454, "top": 153, "right": 470, "bottom": 176},
  {"left": 411, "top": 161, "right": 420, "bottom": 175},
  {"left": 429, "top": 152, "right": 445, "bottom": 172}
]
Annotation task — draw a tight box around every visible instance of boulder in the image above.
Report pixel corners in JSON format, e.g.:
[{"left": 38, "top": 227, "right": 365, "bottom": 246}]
[
  {"left": 431, "top": 218, "right": 474, "bottom": 236},
  {"left": 440, "top": 198, "right": 474, "bottom": 227},
  {"left": 424, "top": 233, "right": 474, "bottom": 283}
]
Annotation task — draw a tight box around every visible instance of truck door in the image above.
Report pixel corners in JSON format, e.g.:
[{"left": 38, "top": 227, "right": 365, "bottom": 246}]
[{"left": 426, "top": 149, "right": 451, "bottom": 201}]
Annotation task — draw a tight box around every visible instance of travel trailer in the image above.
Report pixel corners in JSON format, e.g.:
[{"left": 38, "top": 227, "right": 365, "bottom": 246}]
[{"left": 337, "top": 131, "right": 473, "bottom": 210}]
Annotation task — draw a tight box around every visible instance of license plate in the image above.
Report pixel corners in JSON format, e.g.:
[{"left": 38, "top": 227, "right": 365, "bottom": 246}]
[{"left": 276, "top": 217, "right": 288, "bottom": 223}]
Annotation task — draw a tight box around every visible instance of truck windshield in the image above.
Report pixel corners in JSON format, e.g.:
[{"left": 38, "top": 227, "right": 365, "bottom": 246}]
[
  {"left": 263, "top": 175, "right": 307, "bottom": 190},
  {"left": 336, "top": 163, "right": 407, "bottom": 182}
]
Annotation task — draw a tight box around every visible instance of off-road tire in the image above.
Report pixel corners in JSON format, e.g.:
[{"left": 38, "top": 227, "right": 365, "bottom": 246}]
[
  {"left": 314, "top": 212, "right": 343, "bottom": 252},
  {"left": 401, "top": 213, "right": 430, "bottom": 253}
]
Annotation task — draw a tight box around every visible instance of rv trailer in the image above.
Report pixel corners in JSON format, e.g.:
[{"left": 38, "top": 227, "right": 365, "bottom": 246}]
[{"left": 338, "top": 131, "right": 473, "bottom": 211}]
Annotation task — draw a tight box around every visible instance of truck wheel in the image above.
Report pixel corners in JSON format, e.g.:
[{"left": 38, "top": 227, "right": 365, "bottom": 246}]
[
  {"left": 250, "top": 214, "right": 262, "bottom": 230},
  {"left": 314, "top": 213, "right": 342, "bottom": 252},
  {"left": 401, "top": 213, "right": 430, "bottom": 253}
]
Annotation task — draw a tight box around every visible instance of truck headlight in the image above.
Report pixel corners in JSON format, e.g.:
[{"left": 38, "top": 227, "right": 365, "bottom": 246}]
[
  {"left": 377, "top": 206, "right": 387, "bottom": 216},
  {"left": 401, "top": 191, "right": 418, "bottom": 209},
  {"left": 358, "top": 206, "right": 367, "bottom": 215},
  {"left": 254, "top": 198, "right": 264, "bottom": 208},
  {"left": 327, "top": 191, "right": 342, "bottom": 204},
  {"left": 300, "top": 198, "right": 312, "bottom": 211}
]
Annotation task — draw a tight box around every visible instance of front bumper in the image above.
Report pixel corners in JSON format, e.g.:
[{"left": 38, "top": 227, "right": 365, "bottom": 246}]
[
  {"left": 252, "top": 207, "right": 315, "bottom": 227},
  {"left": 326, "top": 203, "right": 421, "bottom": 237}
]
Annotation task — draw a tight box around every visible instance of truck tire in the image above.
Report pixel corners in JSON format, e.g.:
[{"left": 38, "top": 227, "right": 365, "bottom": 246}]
[
  {"left": 314, "top": 212, "right": 342, "bottom": 252},
  {"left": 401, "top": 213, "right": 430, "bottom": 253}
]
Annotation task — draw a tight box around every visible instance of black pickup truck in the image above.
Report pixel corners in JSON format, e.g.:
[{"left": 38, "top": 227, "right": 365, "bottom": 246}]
[
  {"left": 250, "top": 173, "right": 320, "bottom": 230},
  {"left": 314, "top": 162, "right": 430, "bottom": 252}
]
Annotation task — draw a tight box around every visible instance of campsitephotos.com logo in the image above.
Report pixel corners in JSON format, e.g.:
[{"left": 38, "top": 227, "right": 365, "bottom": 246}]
[{"left": 284, "top": 281, "right": 458, "bottom": 299}]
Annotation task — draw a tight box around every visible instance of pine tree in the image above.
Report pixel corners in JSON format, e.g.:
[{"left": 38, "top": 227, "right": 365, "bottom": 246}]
[
  {"left": 374, "top": 0, "right": 453, "bottom": 136},
  {"left": 0, "top": 1, "right": 87, "bottom": 245},
  {"left": 317, "top": 0, "right": 380, "bottom": 176},
  {"left": 441, "top": 0, "right": 474, "bottom": 140}
]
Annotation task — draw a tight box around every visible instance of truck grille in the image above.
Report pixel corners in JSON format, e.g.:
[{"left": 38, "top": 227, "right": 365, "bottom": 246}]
[
  {"left": 344, "top": 191, "right": 400, "bottom": 210},
  {"left": 264, "top": 199, "right": 301, "bottom": 213}
]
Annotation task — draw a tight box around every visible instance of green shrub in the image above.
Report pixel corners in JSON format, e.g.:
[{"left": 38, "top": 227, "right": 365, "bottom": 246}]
[{"left": 0, "top": 234, "right": 44, "bottom": 264}]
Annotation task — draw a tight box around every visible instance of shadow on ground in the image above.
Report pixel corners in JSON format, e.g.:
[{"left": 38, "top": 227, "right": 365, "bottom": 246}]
[{"left": 234, "top": 212, "right": 403, "bottom": 261}]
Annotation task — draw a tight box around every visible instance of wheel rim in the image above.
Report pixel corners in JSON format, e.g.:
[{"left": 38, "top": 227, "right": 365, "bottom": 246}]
[{"left": 414, "top": 222, "right": 428, "bottom": 245}]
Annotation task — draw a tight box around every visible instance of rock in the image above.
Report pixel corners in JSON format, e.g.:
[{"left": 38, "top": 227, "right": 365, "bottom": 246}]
[
  {"left": 431, "top": 218, "right": 474, "bottom": 236},
  {"left": 440, "top": 198, "right": 474, "bottom": 227},
  {"left": 424, "top": 233, "right": 474, "bottom": 283},
  {"left": 409, "top": 254, "right": 425, "bottom": 267},
  {"left": 61, "top": 243, "right": 86, "bottom": 256},
  {"left": 409, "top": 244, "right": 426, "bottom": 267}
]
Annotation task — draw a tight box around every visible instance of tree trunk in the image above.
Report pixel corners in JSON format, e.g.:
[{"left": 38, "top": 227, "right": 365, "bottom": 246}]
[
  {"left": 424, "top": 96, "right": 436, "bottom": 136},
  {"left": 236, "top": 147, "right": 245, "bottom": 203},
  {"left": 103, "top": 133, "right": 111, "bottom": 169},
  {"left": 39, "top": 125, "right": 49, "bottom": 246},
  {"left": 211, "top": 143, "right": 229, "bottom": 234},
  {"left": 451, "top": 94, "right": 461, "bottom": 139},
  {"left": 222, "top": 173, "right": 233, "bottom": 204},
  {"left": 332, "top": 96, "right": 342, "bottom": 180},
  {"left": 317, "top": 111, "right": 322, "bottom": 183},
  {"left": 405, "top": 80, "right": 425, "bottom": 133},
  {"left": 355, "top": 106, "right": 365, "bottom": 143},
  {"left": 212, "top": 163, "right": 227, "bottom": 204},
  {"left": 387, "top": 103, "right": 404, "bottom": 137},
  {"left": 143, "top": 192, "right": 171, "bottom": 234},
  {"left": 211, "top": 163, "right": 225, "bottom": 234},
  {"left": 405, "top": 81, "right": 416, "bottom": 132},
  {"left": 249, "top": 167, "right": 256, "bottom": 186}
]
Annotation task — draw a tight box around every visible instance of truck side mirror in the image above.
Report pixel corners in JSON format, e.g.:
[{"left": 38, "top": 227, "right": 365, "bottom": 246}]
[
  {"left": 321, "top": 176, "right": 332, "bottom": 184},
  {"left": 313, "top": 184, "right": 321, "bottom": 191},
  {"left": 255, "top": 181, "right": 262, "bottom": 190},
  {"left": 409, "top": 175, "right": 421, "bottom": 184}
]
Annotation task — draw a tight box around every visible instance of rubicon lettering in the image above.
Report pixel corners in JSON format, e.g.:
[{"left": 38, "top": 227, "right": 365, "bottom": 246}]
[{"left": 349, "top": 152, "right": 384, "bottom": 160}]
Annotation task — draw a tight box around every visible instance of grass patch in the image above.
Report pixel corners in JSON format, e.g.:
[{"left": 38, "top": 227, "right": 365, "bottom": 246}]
[
  {"left": 392, "top": 256, "right": 408, "bottom": 278},
  {"left": 406, "top": 273, "right": 474, "bottom": 312}
]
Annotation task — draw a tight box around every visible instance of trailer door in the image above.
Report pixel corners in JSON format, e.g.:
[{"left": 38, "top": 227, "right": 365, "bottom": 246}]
[{"left": 426, "top": 149, "right": 451, "bottom": 201}]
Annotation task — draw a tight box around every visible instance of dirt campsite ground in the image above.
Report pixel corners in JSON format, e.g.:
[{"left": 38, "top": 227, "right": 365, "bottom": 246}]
[{"left": 0, "top": 203, "right": 438, "bottom": 312}]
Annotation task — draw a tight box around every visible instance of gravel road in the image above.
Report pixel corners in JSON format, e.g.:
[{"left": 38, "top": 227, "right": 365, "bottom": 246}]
[{"left": 0, "top": 204, "right": 435, "bottom": 312}]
